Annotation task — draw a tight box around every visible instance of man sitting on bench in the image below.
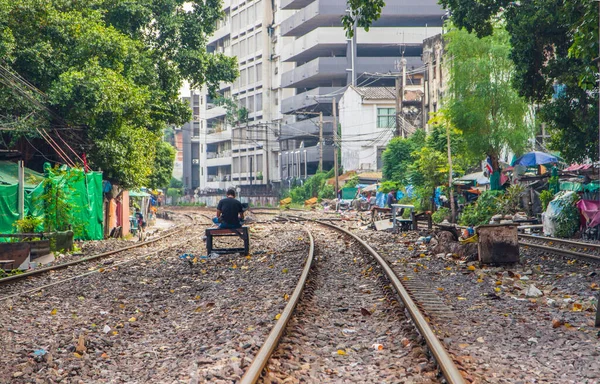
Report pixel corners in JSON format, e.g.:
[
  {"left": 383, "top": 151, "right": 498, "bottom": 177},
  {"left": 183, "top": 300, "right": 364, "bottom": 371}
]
[{"left": 213, "top": 188, "right": 244, "bottom": 229}]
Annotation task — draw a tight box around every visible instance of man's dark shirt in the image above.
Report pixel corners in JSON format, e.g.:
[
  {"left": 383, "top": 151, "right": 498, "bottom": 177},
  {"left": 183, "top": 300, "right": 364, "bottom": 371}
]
[
  {"left": 387, "top": 192, "right": 396, "bottom": 208},
  {"left": 217, "top": 197, "right": 243, "bottom": 225}
]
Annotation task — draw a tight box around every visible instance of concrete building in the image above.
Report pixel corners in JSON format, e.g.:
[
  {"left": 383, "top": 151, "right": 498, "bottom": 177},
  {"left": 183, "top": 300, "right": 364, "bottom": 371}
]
[
  {"left": 422, "top": 33, "right": 447, "bottom": 132},
  {"left": 189, "top": 0, "right": 296, "bottom": 192},
  {"left": 180, "top": 0, "right": 445, "bottom": 191},
  {"left": 180, "top": 86, "right": 201, "bottom": 191},
  {"left": 278, "top": 0, "right": 444, "bottom": 179},
  {"left": 338, "top": 86, "right": 423, "bottom": 172}
]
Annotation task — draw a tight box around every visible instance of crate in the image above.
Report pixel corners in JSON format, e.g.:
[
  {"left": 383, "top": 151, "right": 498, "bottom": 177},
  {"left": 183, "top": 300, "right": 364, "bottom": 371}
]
[{"left": 476, "top": 224, "right": 519, "bottom": 265}]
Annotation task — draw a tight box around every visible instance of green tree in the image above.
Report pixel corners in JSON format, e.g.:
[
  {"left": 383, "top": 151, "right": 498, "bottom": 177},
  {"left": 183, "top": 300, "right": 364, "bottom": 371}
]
[
  {"left": 445, "top": 25, "right": 531, "bottom": 189},
  {"left": 440, "top": 0, "right": 598, "bottom": 163},
  {"left": 148, "top": 141, "right": 176, "bottom": 189},
  {"left": 342, "top": 0, "right": 386, "bottom": 38},
  {"left": 409, "top": 147, "right": 448, "bottom": 211},
  {"left": 381, "top": 129, "right": 426, "bottom": 184},
  {"left": 0, "top": 0, "right": 237, "bottom": 188}
]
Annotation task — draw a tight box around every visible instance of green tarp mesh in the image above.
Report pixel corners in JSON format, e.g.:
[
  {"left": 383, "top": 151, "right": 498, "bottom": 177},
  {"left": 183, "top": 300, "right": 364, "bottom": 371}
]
[
  {"left": 0, "top": 165, "right": 103, "bottom": 240},
  {"left": 0, "top": 160, "right": 45, "bottom": 189},
  {"left": 341, "top": 188, "right": 358, "bottom": 200},
  {"left": 0, "top": 184, "right": 18, "bottom": 235},
  {"left": 560, "top": 181, "right": 584, "bottom": 192},
  {"left": 585, "top": 181, "right": 600, "bottom": 193}
]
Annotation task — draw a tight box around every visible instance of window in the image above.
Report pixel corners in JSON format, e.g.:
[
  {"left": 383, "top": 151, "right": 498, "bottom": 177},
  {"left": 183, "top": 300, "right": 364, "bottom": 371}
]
[
  {"left": 255, "top": 92, "right": 262, "bottom": 112},
  {"left": 248, "top": 95, "right": 255, "bottom": 113},
  {"left": 248, "top": 65, "right": 255, "bottom": 84},
  {"left": 377, "top": 108, "right": 396, "bottom": 128},
  {"left": 256, "top": 63, "right": 262, "bottom": 82},
  {"left": 255, "top": 1, "right": 262, "bottom": 21},
  {"left": 248, "top": 33, "right": 255, "bottom": 53},
  {"left": 240, "top": 9, "right": 246, "bottom": 28},
  {"left": 247, "top": 4, "right": 254, "bottom": 24},
  {"left": 240, "top": 68, "right": 247, "bottom": 87},
  {"left": 240, "top": 38, "right": 247, "bottom": 57},
  {"left": 255, "top": 31, "right": 262, "bottom": 51},
  {"left": 232, "top": 14, "right": 239, "bottom": 32}
]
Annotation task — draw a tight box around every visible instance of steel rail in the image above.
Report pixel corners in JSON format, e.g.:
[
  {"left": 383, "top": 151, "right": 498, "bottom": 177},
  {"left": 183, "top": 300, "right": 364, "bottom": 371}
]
[
  {"left": 519, "top": 241, "right": 600, "bottom": 262},
  {"left": 0, "top": 213, "right": 199, "bottom": 285},
  {"left": 240, "top": 228, "right": 315, "bottom": 384},
  {"left": 519, "top": 234, "right": 600, "bottom": 250},
  {"left": 315, "top": 220, "right": 466, "bottom": 384},
  {"left": 0, "top": 235, "right": 197, "bottom": 302}
]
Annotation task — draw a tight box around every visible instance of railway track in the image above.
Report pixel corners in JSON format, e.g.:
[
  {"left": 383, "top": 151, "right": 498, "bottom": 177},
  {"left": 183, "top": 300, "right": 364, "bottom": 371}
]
[
  {"left": 242, "top": 216, "right": 465, "bottom": 384},
  {"left": 0, "top": 212, "right": 208, "bottom": 296},
  {"left": 518, "top": 233, "right": 600, "bottom": 262}
]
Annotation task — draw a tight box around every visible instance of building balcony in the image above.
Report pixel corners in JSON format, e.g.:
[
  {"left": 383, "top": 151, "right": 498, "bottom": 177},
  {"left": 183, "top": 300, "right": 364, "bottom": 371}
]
[
  {"left": 280, "top": 116, "right": 334, "bottom": 141},
  {"left": 280, "top": 145, "right": 335, "bottom": 178},
  {"left": 281, "top": 0, "right": 444, "bottom": 36},
  {"left": 281, "top": 57, "right": 346, "bottom": 89},
  {"left": 281, "top": 0, "right": 315, "bottom": 10},
  {"left": 208, "top": 25, "right": 231, "bottom": 46},
  {"left": 280, "top": 56, "right": 423, "bottom": 89},
  {"left": 205, "top": 105, "right": 227, "bottom": 120},
  {"left": 281, "top": 27, "right": 439, "bottom": 63},
  {"left": 205, "top": 130, "right": 232, "bottom": 144},
  {"left": 280, "top": 28, "right": 346, "bottom": 63},
  {"left": 206, "top": 155, "right": 232, "bottom": 167},
  {"left": 281, "top": 87, "right": 341, "bottom": 114}
]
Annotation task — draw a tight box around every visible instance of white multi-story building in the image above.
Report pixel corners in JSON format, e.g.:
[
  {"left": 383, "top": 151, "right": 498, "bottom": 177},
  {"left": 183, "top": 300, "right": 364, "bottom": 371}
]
[
  {"left": 278, "top": 0, "right": 444, "bottom": 177},
  {"left": 180, "top": 0, "right": 445, "bottom": 191},
  {"left": 185, "top": 0, "right": 295, "bottom": 192}
]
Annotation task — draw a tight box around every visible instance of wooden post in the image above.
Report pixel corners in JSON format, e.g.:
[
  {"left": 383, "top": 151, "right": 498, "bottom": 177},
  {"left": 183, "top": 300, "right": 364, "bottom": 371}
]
[{"left": 18, "top": 160, "right": 24, "bottom": 220}]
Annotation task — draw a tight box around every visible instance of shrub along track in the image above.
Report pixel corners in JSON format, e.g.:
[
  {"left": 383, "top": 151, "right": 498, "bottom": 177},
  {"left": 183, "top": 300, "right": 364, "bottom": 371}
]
[{"left": 242, "top": 216, "right": 465, "bottom": 384}]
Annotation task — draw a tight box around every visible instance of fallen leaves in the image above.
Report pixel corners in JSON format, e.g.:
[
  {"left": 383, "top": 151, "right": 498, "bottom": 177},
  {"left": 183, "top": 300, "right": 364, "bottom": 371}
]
[
  {"left": 337, "top": 349, "right": 346, "bottom": 355},
  {"left": 360, "top": 308, "right": 372, "bottom": 316},
  {"left": 50, "top": 308, "right": 57, "bottom": 316}
]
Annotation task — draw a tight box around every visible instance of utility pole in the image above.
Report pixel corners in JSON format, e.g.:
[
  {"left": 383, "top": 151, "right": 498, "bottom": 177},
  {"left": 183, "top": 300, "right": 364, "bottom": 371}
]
[
  {"left": 394, "top": 58, "right": 407, "bottom": 138},
  {"left": 319, "top": 111, "right": 323, "bottom": 171},
  {"left": 265, "top": 124, "right": 269, "bottom": 186},
  {"left": 332, "top": 98, "right": 339, "bottom": 195},
  {"left": 395, "top": 75, "right": 402, "bottom": 137}
]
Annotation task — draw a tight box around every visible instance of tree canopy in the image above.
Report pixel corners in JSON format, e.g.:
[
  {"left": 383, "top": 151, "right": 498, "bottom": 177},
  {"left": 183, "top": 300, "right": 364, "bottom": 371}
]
[
  {"left": 439, "top": 0, "right": 598, "bottom": 163},
  {"left": 148, "top": 141, "right": 176, "bottom": 190},
  {"left": 381, "top": 129, "right": 426, "bottom": 184},
  {"left": 445, "top": 25, "right": 531, "bottom": 177},
  {"left": 0, "top": 0, "right": 237, "bottom": 188},
  {"left": 342, "top": 0, "right": 386, "bottom": 38}
]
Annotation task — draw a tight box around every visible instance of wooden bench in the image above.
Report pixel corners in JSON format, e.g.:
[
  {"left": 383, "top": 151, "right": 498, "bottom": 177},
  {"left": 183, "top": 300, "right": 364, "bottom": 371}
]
[{"left": 205, "top": 227, "right": 250, "bottom": 255}]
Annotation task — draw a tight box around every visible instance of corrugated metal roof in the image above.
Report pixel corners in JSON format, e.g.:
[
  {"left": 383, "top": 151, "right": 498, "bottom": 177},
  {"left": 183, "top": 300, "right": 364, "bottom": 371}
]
[{"left": 352, "top": 86, "right": 396, "bottom": 100}]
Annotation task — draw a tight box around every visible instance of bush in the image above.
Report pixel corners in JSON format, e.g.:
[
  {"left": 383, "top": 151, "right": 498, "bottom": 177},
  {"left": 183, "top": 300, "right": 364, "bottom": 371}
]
[
  {"left": 432, "top": 207, "right": 450, "bottom": 224},
  {"left": 540, "top": 190, "right": 554, "bottom": 211},
  {"left": 318, "top": 184, "right": 335, "bottom": 200},
  {"left": 14, "top": 216, "right": 43, "bottom": 233},
  {"left": 378, "top": 181, "right": 400, "bottom": 194},
  {"left": 458, "top": 190, "right": 504, "bottom": 226},
  {"left": 554, "top": 194, "right": 580, "bottom": 238}
]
